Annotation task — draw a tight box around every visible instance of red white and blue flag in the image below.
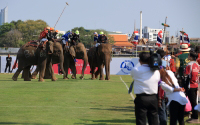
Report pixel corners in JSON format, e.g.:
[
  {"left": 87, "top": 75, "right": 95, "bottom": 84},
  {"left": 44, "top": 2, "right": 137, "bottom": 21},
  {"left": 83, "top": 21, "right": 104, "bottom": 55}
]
[
  {"left": 180, "top": 33, "right": 190, "bottom": 46},
  {"left": 132, "top": 31, "right": 139, "bottom": 45},
  {"left": 156, "top": 30, "right": 163, "bottom": 47}
]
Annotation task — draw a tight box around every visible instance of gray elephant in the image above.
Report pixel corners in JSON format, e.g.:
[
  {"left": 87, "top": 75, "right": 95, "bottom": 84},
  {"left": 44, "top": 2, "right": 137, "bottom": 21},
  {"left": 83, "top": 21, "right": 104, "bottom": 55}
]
[
  {"left": 88, "top": 43, "right": 112, "bottom": 80},
  {"left": 64, "top": 42, "right": 88, "bottom": 79},
  {"left": 12, "top": 41, "right": 56, "bottom": 81},
  {"left": 31, "top": 42, "right": 67, "bottom": 79}
]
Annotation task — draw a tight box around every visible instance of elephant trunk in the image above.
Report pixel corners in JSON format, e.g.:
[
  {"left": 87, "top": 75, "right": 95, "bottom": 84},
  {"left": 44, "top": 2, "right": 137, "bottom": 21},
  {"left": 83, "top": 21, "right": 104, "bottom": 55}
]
[{"left": 104, "top": 54, "right": 110, "bottom": 80}]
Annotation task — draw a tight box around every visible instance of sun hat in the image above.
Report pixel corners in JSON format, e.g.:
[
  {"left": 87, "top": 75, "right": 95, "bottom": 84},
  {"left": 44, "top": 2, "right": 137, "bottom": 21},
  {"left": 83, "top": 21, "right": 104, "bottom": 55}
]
[{"left": 179, "top": 44, "right": 191, "bottom": 52}]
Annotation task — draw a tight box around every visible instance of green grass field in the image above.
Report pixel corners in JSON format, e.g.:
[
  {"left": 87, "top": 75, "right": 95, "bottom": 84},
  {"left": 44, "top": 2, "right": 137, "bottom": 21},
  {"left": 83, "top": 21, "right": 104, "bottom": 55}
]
[{"left": 0, "top": 74, "right": 199, "bottom": 125}]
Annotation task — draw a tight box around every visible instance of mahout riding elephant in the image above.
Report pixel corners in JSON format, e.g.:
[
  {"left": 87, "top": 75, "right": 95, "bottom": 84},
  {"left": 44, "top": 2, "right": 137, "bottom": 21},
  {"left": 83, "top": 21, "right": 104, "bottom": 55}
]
[
  {"left": 31, "top": 42, "right": 67, "bottom": 79},
  {"left": 12, "top": 41, "right": 56, "bottom": 81},
  {"left": 64, "top": 42, "right": 88, "bottom": 79},
  {"left": 88, "top": 43, "right": 112, "bottom": 80}
]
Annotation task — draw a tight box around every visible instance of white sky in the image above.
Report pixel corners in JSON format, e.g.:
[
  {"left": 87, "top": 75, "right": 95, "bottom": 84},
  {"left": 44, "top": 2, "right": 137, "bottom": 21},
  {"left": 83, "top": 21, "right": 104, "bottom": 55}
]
[{"left": 0, "top": 0, "right": 200, "bottom": 37}]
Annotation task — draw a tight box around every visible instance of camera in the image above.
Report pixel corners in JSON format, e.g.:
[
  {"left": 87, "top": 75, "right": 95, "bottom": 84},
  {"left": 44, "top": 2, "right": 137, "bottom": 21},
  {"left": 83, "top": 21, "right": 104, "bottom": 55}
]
[{"left": 149, "top": 48, "right": 162, "bottom": 71}]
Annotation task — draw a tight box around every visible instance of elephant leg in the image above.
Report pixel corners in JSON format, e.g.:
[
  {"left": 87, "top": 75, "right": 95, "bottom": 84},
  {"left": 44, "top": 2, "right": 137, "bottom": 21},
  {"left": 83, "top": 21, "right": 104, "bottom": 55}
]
[
  {"left": 24, "top": 66, "right": 31, "bottom": 81},
  {"left": 38, "top": 59, "right": 47, "bottom": 82},
  {"left": 80, "top": 56, "right": 88, "bottom": 80},
  {"left": 50, "top": 63, "right": 57, "bottom": 81},
  {"left": 60, "top": 63, "right": 67, "bottom": 79},
  {"left": 12, "top": 68, "right": 23, "bottom": 81},
  {"left": 31, "top": 67, "right": 39, "bottom": 79},
  {"left": 95, "top": 67, "right": 100, "bottom": 79},
  {"left": 91, "top": 66, "right": 96, "bottom": 80},
  {"left": 21, "top": 71, "right": 25, "bottom": 78},
  {"left": 99, "top": 64, "right": 104, "bottom": 80},
  {"left": 44, "top": 64, "right": 52, "bottom": 79},
  {"left": 105, "top": 61, "right": 110, "bottom": 80},
  {"left": 70, "top": 62, "right": 76, "bottom": 79},
  {"left": 64, "top": 60, "right": 70, "bottom": 79}
]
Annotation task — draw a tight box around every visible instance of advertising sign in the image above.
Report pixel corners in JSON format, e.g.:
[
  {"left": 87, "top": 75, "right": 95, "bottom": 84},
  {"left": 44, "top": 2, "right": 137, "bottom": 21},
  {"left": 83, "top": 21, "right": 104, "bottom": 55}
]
[{"left": 1, "top": 56, "right": 140, "bottom": 75}]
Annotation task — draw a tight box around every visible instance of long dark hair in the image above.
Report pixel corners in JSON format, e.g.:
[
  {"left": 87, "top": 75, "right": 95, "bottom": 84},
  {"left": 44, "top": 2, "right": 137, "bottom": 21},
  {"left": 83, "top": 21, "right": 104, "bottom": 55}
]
[{"left": 159, "top": 68, "right": 175, "bottom": 88}]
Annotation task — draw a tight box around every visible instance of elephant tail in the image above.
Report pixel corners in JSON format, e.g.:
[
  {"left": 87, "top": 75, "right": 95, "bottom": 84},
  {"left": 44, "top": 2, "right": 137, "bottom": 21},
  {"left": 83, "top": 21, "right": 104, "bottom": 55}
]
[{"left": 12, "top": 56, "right": 18, "bottom": 70}]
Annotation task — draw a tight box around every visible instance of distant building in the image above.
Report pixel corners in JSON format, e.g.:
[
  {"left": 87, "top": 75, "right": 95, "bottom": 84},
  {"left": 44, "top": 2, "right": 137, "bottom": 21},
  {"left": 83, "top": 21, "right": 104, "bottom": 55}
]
[
  {"left": 108, "top": 31, "right": 135, "bottom": 49},
  {"left": 190, "top": 38, "right": 200, "bottom": 43},
  {"left": 0, "top": 6, "right": 8, "bottom": 25},
  {"left": 143, "top": 26, "right": 170, "bottom": 44},
  {"left": 56, "top": 31, "right": 65, "bottom": 38}
]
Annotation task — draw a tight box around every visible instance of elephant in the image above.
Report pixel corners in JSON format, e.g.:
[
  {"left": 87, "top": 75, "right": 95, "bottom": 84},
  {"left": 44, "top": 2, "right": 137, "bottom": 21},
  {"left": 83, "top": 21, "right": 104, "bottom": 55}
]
[
  {"left": 12, "top": 41, "right": 56, "bottom": 81},
  {"left": 88, "top": 43, "right": 112, "bottom": 80},
  {"left": 31, "top": 41, "right": 67, "bottom": 79},
  {"left": 63, "top": 42, "right": 88, "bottom": 79}
]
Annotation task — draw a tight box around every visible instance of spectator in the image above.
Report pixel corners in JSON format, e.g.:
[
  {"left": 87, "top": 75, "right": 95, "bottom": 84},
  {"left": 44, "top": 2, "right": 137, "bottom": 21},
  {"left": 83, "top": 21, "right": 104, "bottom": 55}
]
[
  {"left": 130, "top": 52, "right": 160, "bottom": 125},
  {"left": 156, "top": 49, "right": 168, "bottom": 125},
  {"left": 164, "top": 50, "right": 171, "bottom": 67},
  {"left": 184, "top": 51, "right": 199, "bottom": 123},
  {"left": 159, "top": 68, "right": 188, "bottom": 125},
  {"left": 175, "top": 44, "right": 191, "bottom": 87},
  {"left": 170, "top": 52, "right": 176, "bottom": 74},
  {"left": 4, "top": 54, "right": 12, "bottom": 73}
]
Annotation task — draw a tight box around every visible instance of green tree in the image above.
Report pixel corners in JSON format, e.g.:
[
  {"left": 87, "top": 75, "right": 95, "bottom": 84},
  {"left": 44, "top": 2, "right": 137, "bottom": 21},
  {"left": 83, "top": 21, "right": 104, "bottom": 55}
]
[
  {"left": 17, "top": 19, "right": 48, "bottom": 42},
  {"left": 1, "top": 29, "right": 23, "bottom": 47},
  {"left": 70, "top": 27, "right": 115, "bottom": 48},
  {"left": 0, "top": 23, "right": 15, "bottom": 36},
  {"left": 10, "top": 20, "right": 23, "bottom": 29},
  {"left": 0, "top": 20, "right": 48, "bottom": 47}
]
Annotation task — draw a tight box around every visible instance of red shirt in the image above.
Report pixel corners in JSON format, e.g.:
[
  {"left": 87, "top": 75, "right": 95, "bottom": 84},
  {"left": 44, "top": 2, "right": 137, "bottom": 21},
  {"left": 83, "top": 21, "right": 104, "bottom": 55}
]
[
  {"left": 39, "top": 30, "right": 48, "bottom": 39},
  {"left": 185, "top": 61, "right": 199, "bottom": 88},
  {"left": 158, "top": 86, "right": 165, "bottom": 99},
  {"left": 170, "top": 58, "right": 176, "bottom": 72}
]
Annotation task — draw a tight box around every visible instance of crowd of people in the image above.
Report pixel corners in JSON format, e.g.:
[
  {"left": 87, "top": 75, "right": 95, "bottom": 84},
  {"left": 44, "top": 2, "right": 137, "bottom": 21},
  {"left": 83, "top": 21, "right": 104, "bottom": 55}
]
[{"left": 130, "top": 44, "right": 200, "bottom": 125}]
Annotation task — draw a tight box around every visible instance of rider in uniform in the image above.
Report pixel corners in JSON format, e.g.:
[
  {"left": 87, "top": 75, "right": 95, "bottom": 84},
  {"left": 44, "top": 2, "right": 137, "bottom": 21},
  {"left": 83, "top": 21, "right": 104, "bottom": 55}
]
[
  {"left": 46, "top": 27, "right": 54, "bottom": 54},
  {"left": 69, "top": 30, "right": 80, "bottom": 62}
]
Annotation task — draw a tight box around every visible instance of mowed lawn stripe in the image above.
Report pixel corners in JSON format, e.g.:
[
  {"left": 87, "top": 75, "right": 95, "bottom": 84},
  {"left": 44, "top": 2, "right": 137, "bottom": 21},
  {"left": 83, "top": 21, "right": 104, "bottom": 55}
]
[{"left": 0, "top": 74, "right": 135, "bottom": 124}]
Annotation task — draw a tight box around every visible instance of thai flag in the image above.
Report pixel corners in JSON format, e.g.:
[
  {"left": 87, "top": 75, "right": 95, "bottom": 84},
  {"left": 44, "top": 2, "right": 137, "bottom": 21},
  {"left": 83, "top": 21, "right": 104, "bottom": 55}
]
[
  {"left": 180, "top": 33, "right": 190, "bottom": 46},
  {"left": 133, "top": 31, "right": 139, "bottom": 45},
  {"left": 156, "top": 30, "right": 163, "bottom": 47}
]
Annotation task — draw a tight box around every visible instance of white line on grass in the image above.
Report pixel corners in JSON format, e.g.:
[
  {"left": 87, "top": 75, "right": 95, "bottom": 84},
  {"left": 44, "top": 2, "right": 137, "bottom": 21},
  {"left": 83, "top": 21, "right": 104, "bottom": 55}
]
[{"left": 119, "top": 76, "right": 135, "bottom": 100}]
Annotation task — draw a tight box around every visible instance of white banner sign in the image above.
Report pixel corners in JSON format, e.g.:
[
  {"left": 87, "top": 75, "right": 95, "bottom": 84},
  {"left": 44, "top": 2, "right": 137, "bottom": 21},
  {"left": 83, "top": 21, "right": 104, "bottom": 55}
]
[
  {"left": 0, "top": 56, "right": 36, "bottom": 73},
  {"left": 109, "top": 57, "right": 140, "bottom": 75},
  {"left": 0, "top": 56, "right": 140, "bottom": 75}
]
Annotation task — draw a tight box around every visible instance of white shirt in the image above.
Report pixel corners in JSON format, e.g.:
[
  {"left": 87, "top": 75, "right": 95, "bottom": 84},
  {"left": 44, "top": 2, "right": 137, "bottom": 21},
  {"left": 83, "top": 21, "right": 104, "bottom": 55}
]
[
  {"left": 160, "top": 70, "right": 188, "bottom": 106},
  {"left": 130, "top": 64, "right": 160, "bottom": 94}
]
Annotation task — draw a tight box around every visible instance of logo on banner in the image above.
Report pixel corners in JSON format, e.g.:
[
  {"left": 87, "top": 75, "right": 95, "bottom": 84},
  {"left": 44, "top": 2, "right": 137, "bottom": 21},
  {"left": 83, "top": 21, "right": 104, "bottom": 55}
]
[{"left": 120, "top": 60, "right": 134, "bottom": 74}]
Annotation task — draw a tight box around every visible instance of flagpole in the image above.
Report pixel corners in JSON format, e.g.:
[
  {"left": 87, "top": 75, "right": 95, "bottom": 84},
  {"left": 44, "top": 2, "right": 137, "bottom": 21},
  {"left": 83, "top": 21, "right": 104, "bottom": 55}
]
[{"left": 163, "top": 16, "right": 167, "bottom": 44}]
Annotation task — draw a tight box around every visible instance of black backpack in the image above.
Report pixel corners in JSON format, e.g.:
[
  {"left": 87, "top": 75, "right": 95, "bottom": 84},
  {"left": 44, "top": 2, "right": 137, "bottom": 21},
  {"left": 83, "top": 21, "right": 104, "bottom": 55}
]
[{"left": 149, "top": 49, "right": 162, "bottom": 71}]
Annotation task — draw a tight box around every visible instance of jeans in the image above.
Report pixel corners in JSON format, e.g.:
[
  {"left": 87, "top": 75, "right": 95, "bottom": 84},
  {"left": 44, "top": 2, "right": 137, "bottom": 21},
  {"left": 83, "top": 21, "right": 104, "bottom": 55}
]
[{"left": 158, "top": 99, "right": 167, "bottom": 125}]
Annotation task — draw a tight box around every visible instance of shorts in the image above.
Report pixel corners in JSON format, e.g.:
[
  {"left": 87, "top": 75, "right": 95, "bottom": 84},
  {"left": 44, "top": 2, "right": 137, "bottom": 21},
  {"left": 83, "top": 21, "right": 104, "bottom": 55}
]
[
  {"left": 95, "top": 43, "right": 100, "bottom": 47},
  {"left": 62, "top": 37, "right": 67, "bottom": 45},
  {"left": 41, "top": 38, "right": 48, "bottom": 42}
]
